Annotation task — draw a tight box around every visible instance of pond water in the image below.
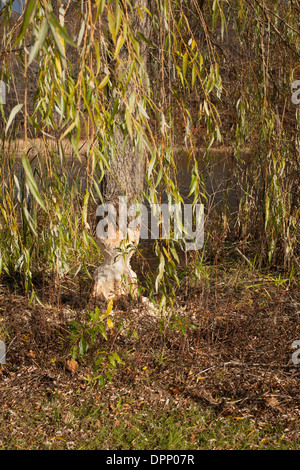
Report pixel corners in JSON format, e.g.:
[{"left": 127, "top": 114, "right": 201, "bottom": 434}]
[
  {"left": 7, "top": 139, "right": 249, "bottom": 235},
  {"left": 174, "top": 148, "right": 250, "bottom": 214}
]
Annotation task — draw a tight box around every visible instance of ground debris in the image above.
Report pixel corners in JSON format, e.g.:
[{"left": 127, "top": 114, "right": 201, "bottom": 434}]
[{"left": 0, "top": 278, "right": 299, "bottom": 449}]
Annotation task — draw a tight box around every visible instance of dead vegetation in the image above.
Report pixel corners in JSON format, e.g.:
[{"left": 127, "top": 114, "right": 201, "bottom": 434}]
[{"left": 1, "top": 268, "right": 300, "bottom": 449}]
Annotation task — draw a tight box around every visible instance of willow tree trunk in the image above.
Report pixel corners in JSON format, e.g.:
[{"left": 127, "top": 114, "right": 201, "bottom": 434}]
[{"left": 93, "top": 1, "right": 150, "bottom": 301}]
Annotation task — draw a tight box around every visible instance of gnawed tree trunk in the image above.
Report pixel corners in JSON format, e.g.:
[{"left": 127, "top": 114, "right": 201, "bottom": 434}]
[{"left": 93, "top": 0, "right": 150, "bottom": 301}]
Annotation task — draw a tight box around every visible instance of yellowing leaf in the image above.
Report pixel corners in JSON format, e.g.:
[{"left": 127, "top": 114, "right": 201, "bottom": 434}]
[
  {"left": 106, "top": 299, "right": 113, "bottom": 315},
  {"left": 99, "top": 75, "right": 110, "bottom": 90},
  {"left": 182, "top": 52, "right": 188, "bottom": 78},
  {"left": 114, "top": 33, "right": 126, "bottom": 59}
]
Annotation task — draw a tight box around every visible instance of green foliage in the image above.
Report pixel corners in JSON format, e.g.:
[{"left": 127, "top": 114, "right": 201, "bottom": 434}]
[
  {"left": 68, "top": 300, "right": 124, "bottom": 385},
  {"left": 0, "top": 0, "right": 299, "bottom": 305}
]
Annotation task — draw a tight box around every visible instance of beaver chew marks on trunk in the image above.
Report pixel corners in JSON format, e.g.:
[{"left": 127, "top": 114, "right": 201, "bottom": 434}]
[
  {"left": 92, "top": 1, "right": 150, "bottom": 301},
  {"left": 93, "top": 224, "right": 140, "bottom": 301}
]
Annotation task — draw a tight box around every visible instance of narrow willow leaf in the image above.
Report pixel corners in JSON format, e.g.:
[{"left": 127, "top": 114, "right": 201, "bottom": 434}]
[
  {"left": 96, "top": 0, "right": 106, "bottom": 19},
  {"left": 155, "top": 254, "right": 165, "bottom": 291},
  {"left": 99, "top": 376, "right": 106, "bottom": 386},
  {"left": 137, "top": 32, "right": 155, "bottom": 48},
  {"left": 125, "top": 61, "right": 135, "bottom": 86},
  {"left": 108, "top": 354, "right": 116, "bottom": 367},
  {"left": 138, "top": 4, "right": 152, "bottom": 18},
  {"left": 21, "top": 155, "right": 46, "bottom": 211},
  {"left": 77, "top": 18, "right": 86, "bottom": 47},
  {"left": 199, "top": 54, "right": 204, "bottom": 69},
  {"left": 155, "top": 167, "right": 163, "bottom": 187},
  {"left": 137, "top": 102, "right": 149, "bottom": 119},
  {"left": 192, "top": 63, "right": 198, "bottom": 87},
  {"left": 182, "top": 52, "right": 188, "bottom": 78},
  {"left": 99, "top": 75, "right": 110, "bottom": 89},
  {"left": 106, "top": 299, "right": 113, "bottom": 315},
  {"left": 132, "top": 330, "right": 139, "bottom": 340},
  {"left": 94, "top": 42, "right": 101, "bottom": 75},
  {"left": 59, "top": 118, "right": 78, "bottom": 141},
  {"left": 129, "top": 91, "right": 136, "bottom": 113},
  {"left": 49, "top": 12, "right": 77, "bottom": 59},
  {"left": 49, "top": 22, "right": 65, "bottom": 58},
  {"left": 115, "top": 1, "right": 122, "bottom": 36},
  {"left": 13, "top": 175, "right": 21, "bottom": 203},
  {"left": 171, "top": 247, "right": 180, "bottom": 263},
  {"left": 15, "top": 0, "right": 37, "bottom": 44},
  {"left": 203, "top": 100, "right": 210, "bottom": 116},
  {"left": 82, "top": 190, "right": 89, "bottom": 227},
  {"left": 108, "top": 11, "right": 116, "bottom": 44},
  {"left": 147, "top": 151, "right": 156, "bottom": 178},
  {"left": 28, "top": 19, "right": 48, "bottom": 65},
  {"left": 22, "top": 206, "right": 37, "bottom": 236},
  {"left": 5, "top": 104, "right": 23, "bottom": 134},
  {"left": 110, "top": 96, "right": 120, "bottom": 122},
  {"left": 114, "top": 33, "right": 126, "bottom": 58},
  {"left": 216, "top": 126, "right": 222, "bottom": 142},
  {"left": 188, "top": 174, "right": 198, "bottom": 197},
  {"left": 48, "top": 13, "right": 77, "bottom": 48},
  {"left": 125, "top": 108, "right": 133, "bottom": 138}
]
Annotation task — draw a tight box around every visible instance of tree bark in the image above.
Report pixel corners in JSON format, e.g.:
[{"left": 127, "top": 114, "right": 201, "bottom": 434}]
[{"left": 93, "top": 0, "right": 150, "bottom": 301}]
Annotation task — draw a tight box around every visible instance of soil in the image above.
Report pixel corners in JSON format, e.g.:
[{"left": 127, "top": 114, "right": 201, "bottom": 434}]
[{"left": 0, "top": 270, "right": 300, "bottom": 449}]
